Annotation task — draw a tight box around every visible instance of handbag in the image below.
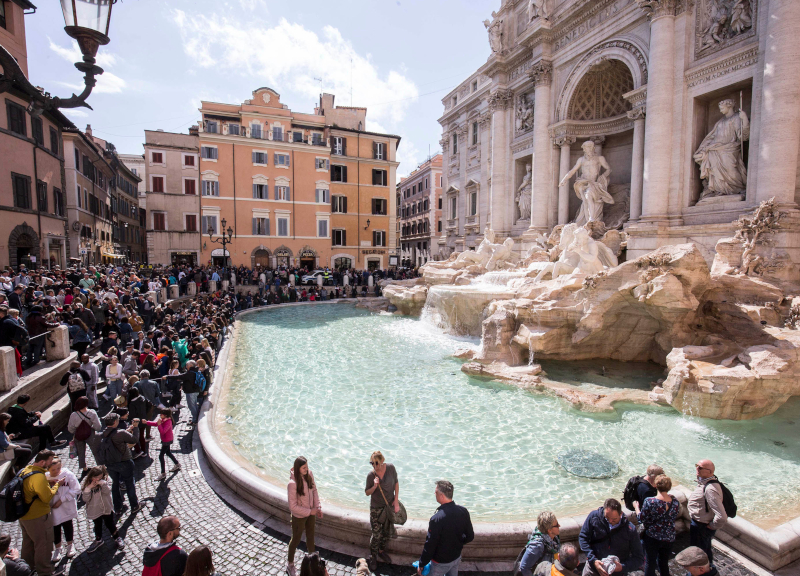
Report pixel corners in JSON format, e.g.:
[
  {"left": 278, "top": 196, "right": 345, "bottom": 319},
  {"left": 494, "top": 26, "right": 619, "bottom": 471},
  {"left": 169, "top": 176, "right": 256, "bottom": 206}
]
[{"left": 377, "top": 481, "right": 407, "bottom": 525}]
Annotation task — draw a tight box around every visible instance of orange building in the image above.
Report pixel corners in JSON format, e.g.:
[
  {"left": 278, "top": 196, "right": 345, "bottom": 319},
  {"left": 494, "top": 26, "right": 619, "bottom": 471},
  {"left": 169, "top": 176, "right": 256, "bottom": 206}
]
[{"left": 197, "top": 88, "right": 400, "bottom": 270}]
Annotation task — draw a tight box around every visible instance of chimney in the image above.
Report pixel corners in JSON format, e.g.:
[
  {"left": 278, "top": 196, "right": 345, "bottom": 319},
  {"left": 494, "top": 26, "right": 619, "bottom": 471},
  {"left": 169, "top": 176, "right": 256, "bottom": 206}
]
[
  {"left": 85, "top": 124, "right": 92, "bottom": 137},
  {"left": 189, "top": 125, "right": 199, "bottom": 136}
]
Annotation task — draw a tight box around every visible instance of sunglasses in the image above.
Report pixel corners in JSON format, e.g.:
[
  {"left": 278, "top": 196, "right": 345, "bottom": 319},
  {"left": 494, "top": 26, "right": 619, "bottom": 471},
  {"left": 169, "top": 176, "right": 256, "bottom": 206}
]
[
  {"left": 370, "top": 461, "right": 380, "bottom": 466},
  {"left": 695, "top": 464, "right": 710, "bottom": 471}
]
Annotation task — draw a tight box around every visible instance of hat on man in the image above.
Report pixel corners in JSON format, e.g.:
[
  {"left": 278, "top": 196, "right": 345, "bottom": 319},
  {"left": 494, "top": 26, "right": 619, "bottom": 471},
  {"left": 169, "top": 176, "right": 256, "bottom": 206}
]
[
  {"left": 126, "top": 341, "right": 134, "bottom": 348},
  {"left": 675, "top": 547, "right": 709, "bottom": 568}
]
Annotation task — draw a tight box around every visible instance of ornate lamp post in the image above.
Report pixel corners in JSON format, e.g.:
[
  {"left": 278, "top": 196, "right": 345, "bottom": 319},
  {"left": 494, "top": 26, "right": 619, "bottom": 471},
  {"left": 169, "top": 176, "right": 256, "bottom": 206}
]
[
  {"left": 0, "top": 0, "right": 117, "bottom": 114},
  {"left": 208, "top": 218, "right": 234, "bottom": 267}
]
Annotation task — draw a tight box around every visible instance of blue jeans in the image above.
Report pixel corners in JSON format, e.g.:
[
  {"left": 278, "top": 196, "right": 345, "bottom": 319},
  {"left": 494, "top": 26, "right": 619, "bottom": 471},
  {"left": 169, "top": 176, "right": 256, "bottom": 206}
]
[
  {"left": 690, "top": 520, "right": 716, "bottom": 567},
  {"left": 107, "top": 459, "right": 138, "bottom": 512},
  {"left": 185, "top": 392, "right": 199, "bottom": 422},
  {"left": 429, "top": 557, "right": 461, "bottom": 576},
  {"left": 105, "top": 378, "right": 123, "bottom": 400}
]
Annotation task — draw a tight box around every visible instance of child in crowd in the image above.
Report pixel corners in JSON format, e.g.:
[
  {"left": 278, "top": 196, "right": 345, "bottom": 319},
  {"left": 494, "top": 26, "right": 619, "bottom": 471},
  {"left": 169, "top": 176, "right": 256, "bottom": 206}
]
[
  {"left": 146, "top": 409, "right": 181, "bottom": 481},
  {"left": 81, "top": 465, "right": 124, "bottom": 553}
]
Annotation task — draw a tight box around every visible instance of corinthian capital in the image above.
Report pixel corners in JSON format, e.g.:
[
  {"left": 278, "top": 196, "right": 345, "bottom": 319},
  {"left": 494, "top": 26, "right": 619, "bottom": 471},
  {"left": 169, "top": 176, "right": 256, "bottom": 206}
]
[
  {"left": 488, "top": 88, "right": 514, "bottom": 112},
  {"left": 635, "top": 0, "right": 680, "bottom": 19},
  {"left": 554, "top": 135, "right": 576, "bottom": 148},
  {"left": 529, "top": 60, "right": 553, "bottom": 87},
  {"left": 627, "top": 106, "right": 646, "bottom": 121}
]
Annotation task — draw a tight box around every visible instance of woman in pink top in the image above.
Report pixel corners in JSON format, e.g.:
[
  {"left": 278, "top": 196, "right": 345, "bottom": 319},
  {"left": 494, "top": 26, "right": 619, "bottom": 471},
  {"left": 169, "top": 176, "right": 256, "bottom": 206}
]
[
  {"left": 145, "top": 409, "right": 181, "bottom": 481},
  {"left": 286, "top": 456, "right": 322, "bottom": 576}
]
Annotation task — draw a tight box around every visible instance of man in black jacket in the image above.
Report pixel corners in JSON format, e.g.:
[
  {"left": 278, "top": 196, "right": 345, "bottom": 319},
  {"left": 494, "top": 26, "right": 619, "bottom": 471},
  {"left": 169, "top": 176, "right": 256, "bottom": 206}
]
[
  {"left": 579, "top": 499, "right": 643, "bottom": 576},
  {"left": 6, "top": 394, "right": 66, "bottom": 450},
  {"left": 142, "top": 516, "right": 188, "bottom": 576},
  {"left": 417, "top": 481, "right": 474, "bottom": 576}
]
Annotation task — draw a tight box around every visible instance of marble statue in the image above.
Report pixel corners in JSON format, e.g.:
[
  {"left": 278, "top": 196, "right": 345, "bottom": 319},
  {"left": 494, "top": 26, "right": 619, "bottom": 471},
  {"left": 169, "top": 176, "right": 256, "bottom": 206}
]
[
  {"left": 559, "top": 141, "right": 614, "bottom": 227},
  {"left": 694, "top": 99, "right": 750, "bottom": 201},
  {"left": 528, "top": 0, "right": 549, "bottom": 21},
  {"left": 516, "top": 164, "right": 532, "bottom": 223},
  {"left": 484, "top": 15, "right": 503, "bottom": 54},
  {"left": 515, "top": 94, "right": 534, "bottom": 133},
  {"left": 699, "top": 0, "right": 752, "bottom": 50},
  {"left": 428, "top": 226, "right": 499, "bottom": 270},
  {"left": 486, "top": 238, "right": 515, "bottom": 271},
  {"left": 534, "top": 224, "right": 618, "bottom": 282}
]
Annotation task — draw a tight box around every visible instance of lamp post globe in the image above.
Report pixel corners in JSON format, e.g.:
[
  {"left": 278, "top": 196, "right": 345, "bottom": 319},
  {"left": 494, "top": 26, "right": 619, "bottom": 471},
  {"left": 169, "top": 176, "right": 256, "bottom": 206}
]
[{"left": 60, "top": 0, "right": 116, "bottom": 64}]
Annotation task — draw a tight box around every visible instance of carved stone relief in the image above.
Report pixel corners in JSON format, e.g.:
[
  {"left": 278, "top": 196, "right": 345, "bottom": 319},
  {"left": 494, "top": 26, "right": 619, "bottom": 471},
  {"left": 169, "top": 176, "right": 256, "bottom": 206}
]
[
  {"left": 695, "top": 0, "right": 756, "bottom": 59},
  {"left": 515, "top": 92, "right": 535, "bottom": 134}
]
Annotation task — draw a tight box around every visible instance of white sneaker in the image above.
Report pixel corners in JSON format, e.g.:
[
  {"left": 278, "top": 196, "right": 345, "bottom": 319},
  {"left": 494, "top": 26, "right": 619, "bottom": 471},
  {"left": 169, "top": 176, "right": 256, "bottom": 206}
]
[
  {"left": 115, "top": 536, "right": 125, "bottom": 550},
  {"left": 287, "top": 563, "right": 297, "bottom": 576},
  {"left": 65, "top": 542, "right": 76, "bottom": 558},
  {"left": 170, "top": 464, "right": 182, "bottom": 473},
  {"left": 51, "top": 543, "right": 63, "bottom": 562},
  {"left": 156, "top": 472, "right": 166, "bottom": 481}
]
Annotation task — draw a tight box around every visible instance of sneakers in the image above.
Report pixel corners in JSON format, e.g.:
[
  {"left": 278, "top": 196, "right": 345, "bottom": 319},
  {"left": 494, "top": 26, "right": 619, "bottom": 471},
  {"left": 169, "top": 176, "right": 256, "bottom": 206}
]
[
  {"left": 131, "top": 502, "right": 146, "bottom": 514},
  {"left": 115, "top": 536, "right": 125, "bottom": 550},
  {"left": 156, "top": 472, "right": 166, "bottom": 481},
  {"left": 286, "top": 563, "right": 297, "bottom": 576},
  {"left": 87, "top": 539, "right": 103, "bottom": 553},
  {"left": 170, "top": 464, "right": 182, "bottom": 473},
  {"left": 49, "top": 440, "right": 68, "bottom": 449},
  {"left": 52, "top": 543, "right": 63, "bottom": 562},
  {"left": 54, "top": 564, "right": 66, "bottom": 576},
  {"left": 65, "top": 542, "right": 76, "bottom": 558},
  {"left": 114, "top": 504, "right": 129, "bottom": 520},
  {"left": 368, "top": 556, "right": 378, "bottom": 573}
]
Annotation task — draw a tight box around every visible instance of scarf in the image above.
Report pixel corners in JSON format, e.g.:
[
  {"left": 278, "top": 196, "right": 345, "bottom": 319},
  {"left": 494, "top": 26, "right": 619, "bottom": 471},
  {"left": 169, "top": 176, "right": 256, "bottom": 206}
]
[{"left": 527, "top": 529, "right": 560, "bottom": 555}]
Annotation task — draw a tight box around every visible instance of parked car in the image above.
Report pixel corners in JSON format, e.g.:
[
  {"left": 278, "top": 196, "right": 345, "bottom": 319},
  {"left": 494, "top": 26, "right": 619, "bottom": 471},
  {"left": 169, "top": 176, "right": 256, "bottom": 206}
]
[{"left": 301, "top": 270, "right": 334, "bottom": 285}]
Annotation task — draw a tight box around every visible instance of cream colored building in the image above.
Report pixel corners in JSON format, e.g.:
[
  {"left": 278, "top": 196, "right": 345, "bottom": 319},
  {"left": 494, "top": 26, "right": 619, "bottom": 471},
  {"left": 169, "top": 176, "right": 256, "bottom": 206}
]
[
  {"left": 143, "top": 129, "right": 201, "bottom": 266},
  {"left": 439, "top": 0, "right": 800, "bottom": 264}
]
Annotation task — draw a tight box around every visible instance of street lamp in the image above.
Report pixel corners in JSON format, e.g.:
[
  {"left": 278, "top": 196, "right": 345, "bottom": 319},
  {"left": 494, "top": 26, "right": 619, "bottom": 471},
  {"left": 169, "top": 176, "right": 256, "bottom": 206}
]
[
  {"left": 0, "top": 0, "right": 117, "bottom": 114},
  {"left": 208, "top": 217, "right": 234, "bottom": 266}
]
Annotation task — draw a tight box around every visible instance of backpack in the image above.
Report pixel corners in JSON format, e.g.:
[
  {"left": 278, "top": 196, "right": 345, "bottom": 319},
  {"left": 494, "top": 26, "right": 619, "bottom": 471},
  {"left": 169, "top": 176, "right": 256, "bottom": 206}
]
[
  {"left": 74, "top": 412, "right": 92, "bottom": 441},
  {"left": 0, "top": 470, "right": 43, "bottom": 522},
  {"left": 622, "top": 475, "right": 648, "bottom": 511},
  {"left": 704, "top": 479, "right": 737, "bottom": 518},
  {"left": 13, "top": 325, "right": 29, "bottom": 347},
  {"left": 96, "top": 430, "right": 125, "bottom": 466},
  {"left": 67, "top": 371, "right": 85, "bottom": 393},
  {"left": 141, "top": 545, "right": 179, "bottom": 576}
]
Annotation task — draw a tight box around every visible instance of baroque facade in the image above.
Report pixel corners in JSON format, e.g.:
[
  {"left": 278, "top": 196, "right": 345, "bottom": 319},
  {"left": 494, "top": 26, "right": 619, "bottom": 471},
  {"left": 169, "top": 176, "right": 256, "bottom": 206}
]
[{"left": 439, "top": 0, "right": 800, "bottom": 263}]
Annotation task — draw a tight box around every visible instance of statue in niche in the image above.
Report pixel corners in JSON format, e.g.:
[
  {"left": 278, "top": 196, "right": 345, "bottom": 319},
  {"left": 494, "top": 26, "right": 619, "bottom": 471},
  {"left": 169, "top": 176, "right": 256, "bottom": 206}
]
[
  {"left": 699, "top": 0, "right": 753, "bottom": 51},
  {"left": 528, "top": 0, "right": 549, "bottom": 21},
  {"left": 694, "top": 99, "right": 750, "bottom": 201},
  {"left": 515, "top": 93, "right": 534, "bottom": 133},
  {"left": 484, "top": 14, "right": 504, "bottom": 54},
  {"left": 516, "top": 164, "right": 533, "bottom": 224},
  {"left": 559, "top": 141, "right": 614, "bottom": 227}
]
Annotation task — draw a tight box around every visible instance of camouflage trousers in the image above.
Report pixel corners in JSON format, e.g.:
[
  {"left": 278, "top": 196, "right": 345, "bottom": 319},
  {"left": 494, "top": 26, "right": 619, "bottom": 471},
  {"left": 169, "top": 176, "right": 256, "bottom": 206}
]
[{"left": 369, "top": 506, "right": 391, "bottom": 557}]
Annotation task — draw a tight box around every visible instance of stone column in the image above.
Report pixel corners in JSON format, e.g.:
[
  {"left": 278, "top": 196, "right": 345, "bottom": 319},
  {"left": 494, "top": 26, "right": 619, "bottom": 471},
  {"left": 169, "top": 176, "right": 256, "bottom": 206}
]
[
  {"left": 169, "top": 285, "right": 179, "bottom": 300},
  {"left": 628, "top": 107, "right": 647, "bottom": 221},
  {"left": 637, "top": 0, "right": 676, "bottom": 220},
  {"left": 555, "top": 136, "right": 576, "bottom": 225},
  {"left": 754, "top": 0, "right": 800, "bottom": 206},
  {"left": 528, "top": 61, "right": 554, "bottom": 234},
  {"left": 187, "top": 282, "right": 197, "bottom": 296},
  {"left": 488, "top": 89, "right": 514, "bottom": 234}
]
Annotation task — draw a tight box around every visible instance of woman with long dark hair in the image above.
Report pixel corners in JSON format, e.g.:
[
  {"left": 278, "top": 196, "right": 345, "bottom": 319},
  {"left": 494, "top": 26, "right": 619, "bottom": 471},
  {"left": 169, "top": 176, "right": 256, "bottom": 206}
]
[
  {"left": 183, "top": 545, "right": 217, "bottom": 576},
  {"left": 286, "top": 456, "right": 322, "bottom": 576},
  {"left": 299, "top": 552, "right": 328, "bottom": 576}
]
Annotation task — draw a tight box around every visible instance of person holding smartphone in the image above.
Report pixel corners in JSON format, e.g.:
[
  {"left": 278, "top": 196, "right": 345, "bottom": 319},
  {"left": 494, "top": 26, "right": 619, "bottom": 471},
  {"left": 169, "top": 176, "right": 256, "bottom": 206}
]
[{"left": 145, "top": 409, "right": 180, "bottom": 481}]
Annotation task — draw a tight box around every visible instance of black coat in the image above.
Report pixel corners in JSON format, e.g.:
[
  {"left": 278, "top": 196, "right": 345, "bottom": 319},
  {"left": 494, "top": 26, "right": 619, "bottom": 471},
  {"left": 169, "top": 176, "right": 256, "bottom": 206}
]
[{"left": 579, "top": 507, "right": 644, "bottom": 574}]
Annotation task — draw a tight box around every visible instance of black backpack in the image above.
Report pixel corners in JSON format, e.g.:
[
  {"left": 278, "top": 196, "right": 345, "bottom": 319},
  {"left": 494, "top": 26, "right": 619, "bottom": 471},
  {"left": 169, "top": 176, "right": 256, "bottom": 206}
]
[
  {"left": 96, "top": 431, "right": 125, "bottom": 466},
  {"left": 0, "top": 470, "right": 43, "bottom": 522},
  {"left": 622, "top": 475, "right": 647, "bottom": 511},
  {"left": 704, "top": 479, "right": 737, "bottom": 518}
]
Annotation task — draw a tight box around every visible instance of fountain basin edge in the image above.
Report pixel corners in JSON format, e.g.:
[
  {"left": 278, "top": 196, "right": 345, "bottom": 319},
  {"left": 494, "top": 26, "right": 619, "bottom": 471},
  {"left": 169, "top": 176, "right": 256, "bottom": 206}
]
[{"left": 198, "top": 302, "right": 800, "bottom": 570}]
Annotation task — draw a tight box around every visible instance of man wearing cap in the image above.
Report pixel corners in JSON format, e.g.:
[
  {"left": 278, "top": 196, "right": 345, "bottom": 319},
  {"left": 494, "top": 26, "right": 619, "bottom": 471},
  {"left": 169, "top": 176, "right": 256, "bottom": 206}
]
[
  {"left": 675, "top": 546, "right": 717, "bottom": 576},
  {"left": 687, "top": 460, "right": 727, "bottom": 567}
]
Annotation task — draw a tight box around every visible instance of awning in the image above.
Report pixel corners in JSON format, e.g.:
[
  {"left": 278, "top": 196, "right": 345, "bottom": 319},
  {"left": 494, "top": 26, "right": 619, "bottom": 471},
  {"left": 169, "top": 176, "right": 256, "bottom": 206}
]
[{"left": 211, "top": 249, "right": 230, "bottom": 257}]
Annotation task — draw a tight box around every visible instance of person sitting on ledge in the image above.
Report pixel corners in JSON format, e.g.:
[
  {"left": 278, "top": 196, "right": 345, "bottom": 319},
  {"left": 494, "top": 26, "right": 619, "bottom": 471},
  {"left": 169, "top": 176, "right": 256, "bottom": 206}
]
[
  {"left": 675, "top": 546, "right": 718, "bottom": 576},
  {"left": 579, "top": 498, "right": 643, "bottom": 576},
  {"left": 6, "top": 395, "right": 67, "bottom": 450}
]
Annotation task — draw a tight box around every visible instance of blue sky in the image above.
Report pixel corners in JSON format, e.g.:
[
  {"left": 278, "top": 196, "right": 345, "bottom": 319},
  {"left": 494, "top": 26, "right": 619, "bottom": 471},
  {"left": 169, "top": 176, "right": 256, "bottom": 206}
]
[{"left": 24, "top": 0, "right": 498, "bottom": 179}]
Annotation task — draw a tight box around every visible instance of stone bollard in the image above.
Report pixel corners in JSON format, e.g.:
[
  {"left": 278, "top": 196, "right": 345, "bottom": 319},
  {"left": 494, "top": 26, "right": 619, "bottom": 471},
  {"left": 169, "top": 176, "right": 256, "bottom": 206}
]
[
  {"left": 160, "top": 287, "right": 167, "bottom": 303},
  {"left": 317, "top": 275, "right": 324, "bottom": 288},
  {"left": 209, "top": 280, "right": 217, "bottom": 293},
  {"left": 169, "top": 285, "right": 179, "bottom": 300},
  {"left": 289, "top": 274, "right": 296, "bottom": 286},
  {"left": 0, "top": 346, "right": 17, "bottom": 391},
  {"left": 343, "top": 275, "right": 349, "bottom": 286},
  {"left": 187, "top": 282, "right": 197, "bottom": 296},
  {"left": 368, "top": 275, "right": 374, "bottom": 287},
  {"left": 46, "top": 326, "right": 71, "bottom": 361},
  {"left": 222, "top": 280, "right": 229, "bottom": 292}
]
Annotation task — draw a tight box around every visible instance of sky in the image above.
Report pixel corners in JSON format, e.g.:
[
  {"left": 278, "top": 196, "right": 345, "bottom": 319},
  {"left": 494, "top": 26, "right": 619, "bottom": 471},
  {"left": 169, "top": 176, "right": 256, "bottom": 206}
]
[{"left": 24, "top": 0, "right": 499, "bottom": 181}]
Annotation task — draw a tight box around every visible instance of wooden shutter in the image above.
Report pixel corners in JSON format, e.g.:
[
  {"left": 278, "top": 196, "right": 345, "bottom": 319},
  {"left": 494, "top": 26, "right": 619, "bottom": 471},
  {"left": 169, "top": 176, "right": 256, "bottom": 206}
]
[
  {"left": 343, "top": 196, "right": 347, "bottom": 213},
  {"left": 342, "top": 138, "right": 347, "bottom": 156},
  {"left": 185, "top": 179, "right": 196, "bottom": 195},
  {"left": 372, "top": 230, "right": 377, "bottom": 246},
  {"left": 373, "top": 141, "right": 377, "bottom": 159},
  {"left": 252, "top": 218, "right": 257, "bottom": 235},
  {"left": 342, "top": 166, "right": 348, "bottom": 183}
]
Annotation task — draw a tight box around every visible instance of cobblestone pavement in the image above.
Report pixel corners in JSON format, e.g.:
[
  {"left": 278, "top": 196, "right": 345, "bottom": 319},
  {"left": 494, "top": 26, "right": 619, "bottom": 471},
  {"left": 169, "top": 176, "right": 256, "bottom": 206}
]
[{"left": 0, "top": 402, "right": 761, "bottom": 576}]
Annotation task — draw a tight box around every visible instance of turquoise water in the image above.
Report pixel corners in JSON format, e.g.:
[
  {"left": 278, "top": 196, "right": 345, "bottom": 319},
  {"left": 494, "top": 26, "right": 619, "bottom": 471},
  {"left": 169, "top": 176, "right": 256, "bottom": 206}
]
[{"left": 224, "top": 304, "right": 800, "bottom": 524}]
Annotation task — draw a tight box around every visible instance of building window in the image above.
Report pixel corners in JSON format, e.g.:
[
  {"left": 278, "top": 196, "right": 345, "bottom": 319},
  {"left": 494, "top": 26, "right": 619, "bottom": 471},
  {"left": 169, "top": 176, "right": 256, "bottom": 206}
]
[
  {"left": 202, "top": 215, "right": 218, "bottom": 234},
  {"left": 439, "top": 197, "right": 442, "bottom": 209},
  {"left": 292, "top": 131, "right": 303, "bottom": 143},
  {"left": 450, "top": 196, "right": 457, "bottom": 219},
  {"left": 152, "top": 176, "right": 164, "bottom": 193},
  {"left": 206, "top": 121, "right": 218, "bottom": 134},
  {"left": 332, "top": 136, "right": 346, "bottom": 156},
  {"left": 274, "top": 153, "right": 290, "bottom": 167},
  {"left": 184, "top": 179, "right": 196, "bottom": 195},
  {"left": 312, "top": 133, "right": 324, "bottom": 146},
  {"left": 201, "top": 147, "right": 218, "bottom": 160},
  {"left": 472, "top": 122, "right": 478, "bottom": 146},
  {"left": 36, "top": 180, "right": 47, "bottom": 212},
  {"left": 252, "top": 217, "right": 270, "bottom": 235},
  {"left": 250, "top": 123, "right": 262, "bottom": 139},
  {"left": 331, "top": 165, "right": 347, "bottom": 182},
  {"left": 438, "top": 219, "right": 442, "bottom": 232},
  {"left": 317, "top": 219, "right": 328, "bottom": 238},
  {"left": 272, "top": 127, "right": 284, "bottom": 141},
  {"left": 332, "top": 229, "right": 346, "bottom": 246},
  {"left": 276, "top": 186, "right": 290, "bottom": 201},
  {"left": 372, "top": 169, "right": 387, "bottom": 186},
  {"left": 74, "top": 149, "right": 80, "bottom": 169},
  {"left": 315, "top": 189, "right": 330, "bottom": 203},
  {"left": 253, "top": 183, "right": 268, "bottom": 199},
  {"left": 469, "top": 191, "right": 477, "bottom": 216},
  {"left": 31, "top": 117, "right": 44, "bottom": 146},
  {"left": 54, "top": 188, "right": 64, "bottom": 216},
  {"left": 472, "top": 80, "right": 478, "bottom": 92},
  {"left": 372, "top": 198, "right": 387, "bottom": 215},
  {"left": 252, "top": 151, "right": 268, "bottom": 165},
  {"left": 453, "top": 95, "right": 458, "bottom": 106},
  {"left": 11, "top": 173, "right": 31, "bottom": 209},
  {"left": 331, "top": 195, "right": 347, "bottom": 213},
  {"left": 423, "top": 199, "right": 429, "bottom": 211},
  {"left": 315, "top": 158, "right": 329, "bottom": 170},
  {"left": 452, "top": 134, "right": 458, "bottom": 154},
  {"left": 153, "top": 213, "right": 166, "bottom": 231},
  {"left": 277, "top": 217, "right": 289, "bottom": 237},
  {"left": 185, "top": 214, "right": 197, "bottom": 232},
  {"left": 0, "top": 2, "right": 6, "bottom": 29},
  {"left": 184, "top": 155, "right": 195, "bottom": 167},
  {"left": 373, "top": 142, "right": 386, "bottom": 160},
  {"left": 372, "top": 230, "right": 386, "bottom": 247},
  {"left": 151, "top": 152, "right": 163, "bottom": 164},
  {"left": 202, "top": 180, "right": 219, "bottom": 196},
  {"left": 6, "top": 102, "right": 26, "bottom": 136}
]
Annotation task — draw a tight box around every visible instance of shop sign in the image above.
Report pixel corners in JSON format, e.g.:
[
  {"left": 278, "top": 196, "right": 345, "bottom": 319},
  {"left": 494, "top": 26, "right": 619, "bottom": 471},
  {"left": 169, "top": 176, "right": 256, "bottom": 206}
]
[
  {"left": 299, "top": 249, "right": 316, "bottom": 258},
  {"left": 361, "top": 249, "right": 385, "bottom": 255}
]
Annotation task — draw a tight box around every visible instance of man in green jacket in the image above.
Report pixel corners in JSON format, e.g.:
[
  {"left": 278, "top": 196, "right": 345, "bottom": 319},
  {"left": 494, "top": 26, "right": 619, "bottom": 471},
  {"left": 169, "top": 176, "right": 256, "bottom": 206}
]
[{"left": 19, "top": 449, "right": 62, "bottom": 576}]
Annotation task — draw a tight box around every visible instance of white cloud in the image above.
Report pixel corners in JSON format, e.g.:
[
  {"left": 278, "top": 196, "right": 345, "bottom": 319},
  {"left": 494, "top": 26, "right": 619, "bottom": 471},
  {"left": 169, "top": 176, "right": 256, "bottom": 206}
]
[
  {"left": 171, "top": 12, "right": 418, "bottom": 129},
  {"left": 237, "top": 0, "right": 267, "bottom": 10},
  {"left": 49, "top": 38, "right": 125, "bottom": 94},
  {"left": 64, "top": 109, "right": 89, "bottom": 119},
  {"left": 396, "top": 140, "right": 423, "bottom": 181},
  {"left": 48, "top": 38, "right": 118, "bottom": 68}
]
